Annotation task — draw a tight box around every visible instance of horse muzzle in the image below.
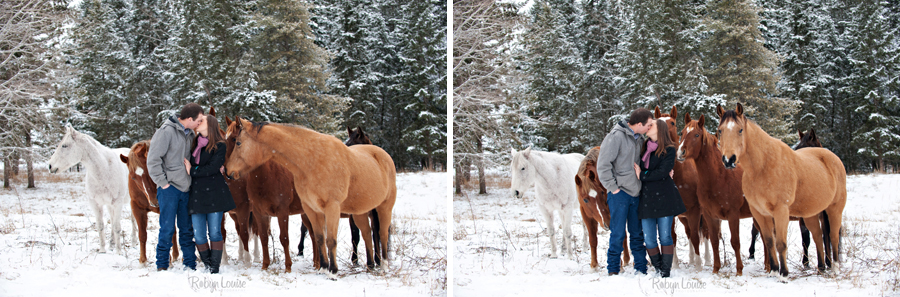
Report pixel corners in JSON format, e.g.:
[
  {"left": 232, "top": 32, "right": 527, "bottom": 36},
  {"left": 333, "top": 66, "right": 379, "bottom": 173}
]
[
  {"left": 512, "top": 190, "right": 523, "bottom": 199},
  {"left": 722, "top": 155, "right": 737, "bottom": 169},
  {"left": 48, "top": 165, "right": 58, "bottom": 174}
]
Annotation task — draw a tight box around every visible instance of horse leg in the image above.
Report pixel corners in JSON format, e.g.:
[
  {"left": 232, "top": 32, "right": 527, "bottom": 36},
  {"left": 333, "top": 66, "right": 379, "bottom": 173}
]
[
  {"left": 800, "top": 219, "right": 810, "bottom": 268},
  {"left": 749, "top": 220, "right": 758, "bottom": 260},
  {"left": 375, "top": 202, "right": 394, "bottom": 265},
  {"left": 802, "top": 215, "right": 827, "bottom": 273},
  {"left": 110, "top": 204, "right": 123, "bottom": 253},
  {"left": 687, "top": 212, "right": 702, "bottom": 270},
  {"left": 349, "top": 216, "right": 360, "bottom": 266},
  {"left": 220, "top": 216, "right": 228, "bottom": 265},
  {"left": 258, "top": 215, "right": 272, "bottom": 270},
  {"left": 300, "top": 214, "right": 320, "bottom": 269},
  {"left": 236, "top": 212, "right": 251, "bottom": 266},
  {"left": 540, "top": 206, "right": 558, "bottom": 258},
  {"left": 369, "top": 210, "right": 382, "bottom": 266},
  {"left": 671, "top": 218, "right": 679, "bottom": 269},
  {"left": 130, "top": 212, "right": 138, "bottom": 246},
  {"left": 561, "top": 206, "right": 574, "bottom": 260},
  {"left": 825, "top": 205, "right": 844, "bottom": 271},
  {"left": 622, "top": 235, "right": 630, "bottom": 266},
  {"left": 352, "top": 213, "right": 376, "bottom": 270},
  {"left": 728, "top": 215, "right": 743, "bottom": 276},
  {"left": 772, "top": 206, "right": 791, "bottom": 277},
  {"left": 324, "top": 202, "right": 341, "bottom": 274},
  {"left": 277, "top": 215, "right": 292, "bottom": 272},
  {"left": 580, "top": 207, "right": 599, "bottom": 269},
  {"left": 755, "top": 212, "right": 777, "bottom": 274},
  {"left": 298, "top": 222, "right": 307, "bottom": 257},
  {"left": 89, "top": 200, "right": 107, "bottom": 253},
  {"left": 705, "top": 215, "right": 722, "bottom": 274},
  {"left": 132, "top": 205, "right": 149, "bottom": 264}
]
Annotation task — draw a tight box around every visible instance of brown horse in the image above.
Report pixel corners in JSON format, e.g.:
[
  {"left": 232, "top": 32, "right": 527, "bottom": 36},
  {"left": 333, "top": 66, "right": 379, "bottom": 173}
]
[
  {"left": 574, "top": 146, "right": 630, "bottom": 269},
  {"left": 676, "top": 113, "right": 753, "bottom": 275},
  {"left": 717, "top": 103, "right": 846, "bottom": 277},
  {"left": 119, "top": 141, "right": 179, "bottom": 265},
  {"left": 225, "top": 117, "right": 397, "bottom": 274},
  {"left": 748, "top": 129, "right": 824, "bottom": 267},
  {"left": 654, "top": 106, "right": 708, "bottom": 270}
]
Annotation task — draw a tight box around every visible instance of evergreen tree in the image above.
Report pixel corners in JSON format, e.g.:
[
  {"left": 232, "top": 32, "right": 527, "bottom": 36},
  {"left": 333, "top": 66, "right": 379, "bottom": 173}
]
[{"left": 701, "top": 0, "right": 798, "bottom": 141}]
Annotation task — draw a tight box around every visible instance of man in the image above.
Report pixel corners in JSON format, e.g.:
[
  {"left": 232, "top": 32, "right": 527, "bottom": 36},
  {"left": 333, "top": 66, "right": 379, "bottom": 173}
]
[
  {"left": 147, "top": 103, "right": 203, "bottom": 271},
  {"left": 597, "top": 108, "right": 654, "bottom": 275}
]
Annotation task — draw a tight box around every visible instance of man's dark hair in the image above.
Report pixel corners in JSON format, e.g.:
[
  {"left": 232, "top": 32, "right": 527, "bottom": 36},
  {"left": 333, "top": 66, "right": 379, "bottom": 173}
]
[
  {"left": 628, "top": 108, "right": 654, "bottom": 126},
  {"left": 178, "top": 103, "right": 203, "bottom": 120}
]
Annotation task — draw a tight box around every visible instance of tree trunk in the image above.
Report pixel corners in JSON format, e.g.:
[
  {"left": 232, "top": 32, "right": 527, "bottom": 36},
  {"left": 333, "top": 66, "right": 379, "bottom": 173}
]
[
  {"left": 3, "top": 156, "right": 9, "bottom": 189},
  {"left": 477, "top": 138, "right": 486, "bottom": 194},
  {"left": 11, "top": 151, "right": 19, "bottom": 176},
  {"left": 26, "top": 133, "right": 34, "bottom": 188},
  {"left": 455, "top": 159, "right": 464, "bottom": 195}
]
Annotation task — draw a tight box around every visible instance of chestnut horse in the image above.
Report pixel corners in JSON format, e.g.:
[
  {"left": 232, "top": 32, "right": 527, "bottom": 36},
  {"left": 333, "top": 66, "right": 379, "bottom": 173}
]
[
  {"left": 574, "top": 146, "right": 630, "bottom": 269},
  {"left": 225, "top": 118, "right": 396, "bottom": 274},
  {"left": 654, "top": 106, "right": 709, "bottom": 270},
  {"left": 676, "top": 113, "right": 753, "bottom": 275},
  {"left": 748, "top": 129, "right": 824, "bottom": 267},
  {"left": 717, "top": 103, "right": 846, "bottom": 277},
  {"left": 119, "top": 141, "right": 180, "bottom": 264}
]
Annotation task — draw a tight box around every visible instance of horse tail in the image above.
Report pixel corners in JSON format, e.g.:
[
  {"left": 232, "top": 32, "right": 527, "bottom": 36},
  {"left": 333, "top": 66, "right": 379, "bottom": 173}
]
[
  {"left": 248, "top": 211, "right": 258, "bottom": 236},
  {"left": 371, "top": 209, "right": 382, "bottom": 249},
  {"left": 699, "top": 216, "right": 709, "bottom": 240}
]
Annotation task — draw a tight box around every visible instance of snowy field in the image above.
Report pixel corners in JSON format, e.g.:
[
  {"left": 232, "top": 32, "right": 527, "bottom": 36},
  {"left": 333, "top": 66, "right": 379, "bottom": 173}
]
[
  {"left": 454, "top": 173, "right": 900, "bottom": 296},
  {"left": 0, "top": 168, "right": 447, "bottom": 296}
]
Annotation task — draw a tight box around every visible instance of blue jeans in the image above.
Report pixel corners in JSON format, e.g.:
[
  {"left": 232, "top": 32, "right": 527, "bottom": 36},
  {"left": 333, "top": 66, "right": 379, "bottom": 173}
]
[
  {"left": 607, "top": 190, "right": 648, "bottom": 273},
  {"left": 191, "top": 212, "right": 224, "bottom": 245},
  {"left": 641, "top": 216, "right": 674, "bottom": 250},
  {"left": 156, "top": 186, "right": 196, "bottom": 269}
]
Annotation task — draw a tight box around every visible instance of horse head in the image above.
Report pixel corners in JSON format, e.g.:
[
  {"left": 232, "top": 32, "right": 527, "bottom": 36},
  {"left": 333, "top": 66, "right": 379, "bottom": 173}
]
[
  {"left": 48, "top": 124, "right": 87, "bottom": 173},
  {"left": 224, "top": 116, "right": 272, "bottom": 180},
  {"left": 509, "top": 146, "right": 537, "bottom": 199},
  {"left": 346, "top": 126, "right": 372, "bottom": 146},
  {"left": 654, "top": 105, "right": 680, "bottom": 143},
  {"left": 716, "top": 103, "right": 747, "bottom": 169},
  {"left": 794, "top": 129, "right": 822, "bottom": 150},
  {"left": 574, "top": 147, "right": 610, "bottom": 231},
  {"left": 121, "top": 141, "right": 159, "bottom": 208},
  {"left": 677, "top": 113, "right": 717, "bottom": 162}
]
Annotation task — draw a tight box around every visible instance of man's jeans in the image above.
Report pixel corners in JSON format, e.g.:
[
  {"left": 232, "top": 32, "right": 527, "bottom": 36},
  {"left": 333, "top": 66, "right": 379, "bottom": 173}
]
[
  {"left": 607, "top": 190, "right": 648, "bottom": 273},
  {"left": 156, "top": 186, "right": 196, "bottom": 269}
]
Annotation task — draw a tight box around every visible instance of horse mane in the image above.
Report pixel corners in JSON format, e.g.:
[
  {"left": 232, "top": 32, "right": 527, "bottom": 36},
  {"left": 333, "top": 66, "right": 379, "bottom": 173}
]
[
  {"left": 125, "top": 140, "right": 151, "bottom": 172},
  {"left": 578, "top": 147, "right": 601, "bottom": 174}
]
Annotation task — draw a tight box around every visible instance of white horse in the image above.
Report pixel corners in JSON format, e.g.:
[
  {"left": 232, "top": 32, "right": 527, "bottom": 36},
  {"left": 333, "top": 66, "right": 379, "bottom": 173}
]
[
  {"left": 48, "top": 124, "right": 133, "bottom": 253},
  {"left": 510, "top": 147, "right": 585, "bottom": 259}
]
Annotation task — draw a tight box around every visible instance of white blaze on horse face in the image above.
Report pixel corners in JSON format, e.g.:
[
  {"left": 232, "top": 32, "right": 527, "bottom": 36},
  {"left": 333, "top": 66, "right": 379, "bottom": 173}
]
[
  {"left": 135, "top": 167, "right": 144, "bottom": 176},
  {"left": 686, "top": 127, "right": 694, "bottom": 134},
  {"left": 588, "top": 189, "right": 597, "bottom": 198},
  {"left": 726, "top": 121, "right": 736, "bottom": 130},
  {"left": 677, "top": 139, "right": 685, "bottom": 158},
  {"left": 658, "top": 117, "right": 671, "bottom": 122}
]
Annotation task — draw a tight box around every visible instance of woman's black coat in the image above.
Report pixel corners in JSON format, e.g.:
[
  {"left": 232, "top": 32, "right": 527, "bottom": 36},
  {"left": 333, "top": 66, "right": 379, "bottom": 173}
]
[
  {"left": 188, "top": 142, "right": 236, "bottom": 214},
  {"left": 637, "top": 146, "right": 686, "bottom": 219}
]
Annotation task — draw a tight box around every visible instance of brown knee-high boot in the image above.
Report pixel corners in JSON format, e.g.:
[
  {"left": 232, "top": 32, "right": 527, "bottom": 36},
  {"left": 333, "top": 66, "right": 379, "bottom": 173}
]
[{"left": 660, "top": 245, "right": 675, "bottom": 278}]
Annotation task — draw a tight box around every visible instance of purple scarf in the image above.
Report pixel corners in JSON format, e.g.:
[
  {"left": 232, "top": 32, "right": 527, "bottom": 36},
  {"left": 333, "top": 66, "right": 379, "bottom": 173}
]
[
  {"left": 642, "top": 140, "right": 658, "bottom": 168},
  {"left": 193, "top": 135, "right": 208, "bottom": 164}
]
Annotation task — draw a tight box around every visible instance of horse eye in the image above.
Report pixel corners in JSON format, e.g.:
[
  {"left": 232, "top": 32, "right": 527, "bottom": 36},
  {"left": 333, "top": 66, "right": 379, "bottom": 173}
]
[
  {"left": 236, "top": 141, "right": 241, "bottom": 146},
  {"left": 521, "top": 167, "right": 525, "bottom": 171},
  {"left": 62, "top": 145, "right": 68, "bottom": 148},
  {"left": 694, "top": 134, "right": 699, "bottom": 138},
  {"left": 739, "top": 129, "right": 743, "bottom": 134}
]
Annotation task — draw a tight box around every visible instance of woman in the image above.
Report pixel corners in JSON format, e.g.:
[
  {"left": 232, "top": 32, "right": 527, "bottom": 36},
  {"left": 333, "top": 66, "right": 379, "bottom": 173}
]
[
  {"left": 183, "top": 114, "right": 235, "bottom": 274},
  {"left": 633, "top": 119, "right": 685, "bottom": 277}
]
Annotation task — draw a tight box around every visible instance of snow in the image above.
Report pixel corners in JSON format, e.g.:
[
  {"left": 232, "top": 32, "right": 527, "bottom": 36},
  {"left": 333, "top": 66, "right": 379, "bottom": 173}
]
[
  {"left": 0, "top": 169, "right": 447, "bottom": 296},
  {"left": 454, "top": 173, "right": 900, "bottom": 296}
]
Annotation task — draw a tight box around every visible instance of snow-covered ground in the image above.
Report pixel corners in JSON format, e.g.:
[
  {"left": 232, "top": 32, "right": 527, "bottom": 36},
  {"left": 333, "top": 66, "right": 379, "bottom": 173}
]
[
  {"left": 0, "top": 168, "right": 447, "bottom": 296},
  {"left": 454, "top": 173, "right": 900, "bottom": 296}
]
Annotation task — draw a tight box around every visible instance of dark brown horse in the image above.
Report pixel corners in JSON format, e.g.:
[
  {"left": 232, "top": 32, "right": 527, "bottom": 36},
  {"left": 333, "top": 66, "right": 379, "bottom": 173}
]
[
  {"left": 717, "top": 103, "right": 846, "bottom": 277},
  {"left": 119, "top": 141, "right": 180, "bottom": 265},
  {"left": 574, "top": 146, "right": 630, "bottom": 269},
  {"left": 654, "top": 106, "right": 708, "bottom": 269},
  {"left": 676, "top": 113, "right": 753, "bottom": 275}
]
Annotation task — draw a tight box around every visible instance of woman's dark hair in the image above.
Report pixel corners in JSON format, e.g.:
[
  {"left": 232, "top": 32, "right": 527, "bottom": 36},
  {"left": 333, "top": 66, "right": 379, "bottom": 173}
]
[
  {"left": 641, "top": 119, "right": 677, "bottom": 159},
  {"left": 192, "top": 115, "right": 226, "bottom": 155}
]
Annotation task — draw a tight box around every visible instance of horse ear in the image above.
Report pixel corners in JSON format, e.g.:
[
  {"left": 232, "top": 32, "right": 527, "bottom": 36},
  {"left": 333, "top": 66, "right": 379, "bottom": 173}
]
[
  {"left": 224, "top": 116, "right": 232, "bottom": 126},
  {"left": 654, "top": 106, "right": 662, "bottom": 118},
  {"left": 670, "top": 106, "right": 677, "bottom": 120},
  {"left": 698, "top": 114, "right": 706, "bottom": 129},
  {"left": 209, "top": 106, "right": 216, "bottom": 117},
  {"left": 809, "top": 128, "right": 817, "bottom": 140},
  {"left": 798, "top": 130, "right": 805, "bottom": 139},
  {"left": 357, "top": 126, "right": 365, "bottom": 134},
  {"left": 523, "top": 146, "right": 532, "bottom": 159},
  {"left": 716, "top": 105, "right": 726, "bottom": 119},
  {"left": 511, "top": 148, "right": 517, "bottom": 156},
  {"left": 684, "top": 112, "right": 692, "bottom": 125},
  {"left": 347, "top": 126, "right": 353, "bottom": 135},
  {"left": 736, "top": 103, "right": 744, "bottom": 116},
  {"left": 119, "top": 154, "right": 129, "bottom": 164}
]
